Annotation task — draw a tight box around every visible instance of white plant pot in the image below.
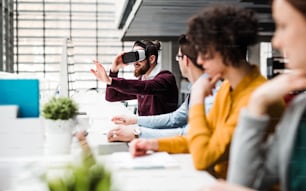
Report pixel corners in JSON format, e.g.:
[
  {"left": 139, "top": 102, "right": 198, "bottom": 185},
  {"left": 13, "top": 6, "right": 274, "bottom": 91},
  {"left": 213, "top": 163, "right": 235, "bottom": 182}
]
[{"left": 44, "top": 119, "right": 75, "bottom": 155}]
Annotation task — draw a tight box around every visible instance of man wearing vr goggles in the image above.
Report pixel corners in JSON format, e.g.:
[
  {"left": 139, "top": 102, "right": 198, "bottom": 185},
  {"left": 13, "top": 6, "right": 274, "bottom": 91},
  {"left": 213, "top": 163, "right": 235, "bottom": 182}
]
[{"left": 91, "top": 40, "right": 178, "bottom": 116}]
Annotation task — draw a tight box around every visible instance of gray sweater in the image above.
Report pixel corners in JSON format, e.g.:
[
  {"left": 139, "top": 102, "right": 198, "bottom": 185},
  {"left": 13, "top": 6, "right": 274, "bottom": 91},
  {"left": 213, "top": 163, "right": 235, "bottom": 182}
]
[{"left": 228, "top": 93, "right": 306, "bottom": 191}]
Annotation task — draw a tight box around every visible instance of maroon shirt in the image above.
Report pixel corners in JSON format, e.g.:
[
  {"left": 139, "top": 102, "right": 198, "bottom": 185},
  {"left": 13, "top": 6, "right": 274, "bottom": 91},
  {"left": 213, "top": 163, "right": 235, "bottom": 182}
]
[{"left": 105, "top": 70, "right": 178, "bottom": 116}]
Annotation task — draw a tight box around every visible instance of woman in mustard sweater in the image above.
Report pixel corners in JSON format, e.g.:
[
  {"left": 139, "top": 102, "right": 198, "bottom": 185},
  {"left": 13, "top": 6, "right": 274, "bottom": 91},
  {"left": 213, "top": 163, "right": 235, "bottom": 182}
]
[{"left": 129, "top": 5, "right": 285, "bottom": 179}]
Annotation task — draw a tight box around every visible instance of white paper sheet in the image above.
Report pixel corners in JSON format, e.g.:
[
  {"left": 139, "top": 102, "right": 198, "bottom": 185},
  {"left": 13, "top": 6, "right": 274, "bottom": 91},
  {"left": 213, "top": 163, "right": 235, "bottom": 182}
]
[{"left": 110, "top": 152, "right": 179, "bottom": 169}]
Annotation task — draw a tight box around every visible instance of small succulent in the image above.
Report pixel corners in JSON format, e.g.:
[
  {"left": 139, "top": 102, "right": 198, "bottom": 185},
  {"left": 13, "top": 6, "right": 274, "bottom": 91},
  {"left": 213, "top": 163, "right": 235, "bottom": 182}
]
[
  {"left": 45, "top": 132, "right": 112, "bottom": 191},
  {"left": 42, "top": 96, "right": 78, "bottom": 120},
  {"left": 46, "top": 151, "right": 111, "bottom": 191}
]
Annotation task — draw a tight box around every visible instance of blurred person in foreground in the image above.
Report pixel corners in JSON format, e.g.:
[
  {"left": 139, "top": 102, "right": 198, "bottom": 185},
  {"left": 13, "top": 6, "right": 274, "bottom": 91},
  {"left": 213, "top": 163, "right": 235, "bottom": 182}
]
[{"left": 202, "top": 0, "right": 306, "bottom": 190}]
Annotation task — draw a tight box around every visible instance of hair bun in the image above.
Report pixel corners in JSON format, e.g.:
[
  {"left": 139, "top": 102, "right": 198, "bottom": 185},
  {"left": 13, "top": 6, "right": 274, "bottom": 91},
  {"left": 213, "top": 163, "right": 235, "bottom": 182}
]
[{"left": 152, "top": 40, "right": 161, "bottom": 51}]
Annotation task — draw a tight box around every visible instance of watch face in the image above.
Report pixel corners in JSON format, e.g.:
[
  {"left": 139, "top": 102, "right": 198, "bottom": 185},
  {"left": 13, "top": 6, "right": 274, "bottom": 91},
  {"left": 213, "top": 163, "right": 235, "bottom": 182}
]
[
  {"left": 133, "top": 128, "right": 141, "bottom": 138},
  {"left": 133, "top": 128, "right": 141, "bottom": 135}
]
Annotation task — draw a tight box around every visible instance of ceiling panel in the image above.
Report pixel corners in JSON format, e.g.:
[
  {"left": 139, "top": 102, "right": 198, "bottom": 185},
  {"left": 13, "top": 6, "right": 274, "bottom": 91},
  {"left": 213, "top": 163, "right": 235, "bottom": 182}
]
[{"left": 121, "top": 0, "right": 274, "bottom": 42}]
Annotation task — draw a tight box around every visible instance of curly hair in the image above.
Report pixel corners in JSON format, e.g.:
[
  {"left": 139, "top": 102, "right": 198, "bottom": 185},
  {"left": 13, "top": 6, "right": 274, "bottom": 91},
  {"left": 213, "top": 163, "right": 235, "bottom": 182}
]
[{"left": 187, "top": 5, "right": 258, "bottom": 67}]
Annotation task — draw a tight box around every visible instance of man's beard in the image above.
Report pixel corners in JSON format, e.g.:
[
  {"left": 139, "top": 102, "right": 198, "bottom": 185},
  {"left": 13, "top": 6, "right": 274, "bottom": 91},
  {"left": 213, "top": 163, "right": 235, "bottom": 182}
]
[{"left": 134, "top": 61, "right": 150, "bottom": 77}]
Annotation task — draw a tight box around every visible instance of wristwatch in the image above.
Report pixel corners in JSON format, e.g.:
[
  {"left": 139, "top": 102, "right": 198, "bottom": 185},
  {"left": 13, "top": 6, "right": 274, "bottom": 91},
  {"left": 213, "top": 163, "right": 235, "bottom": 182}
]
[{"left": 133, "top": 127, "right": 141, "bottom": 138}]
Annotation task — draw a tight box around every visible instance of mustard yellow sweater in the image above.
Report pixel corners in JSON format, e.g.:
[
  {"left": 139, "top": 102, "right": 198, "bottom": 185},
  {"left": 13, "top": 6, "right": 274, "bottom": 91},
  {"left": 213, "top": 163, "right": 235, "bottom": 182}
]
[{"left": 157, "top": 66, "right": 284, "bottom": 178}]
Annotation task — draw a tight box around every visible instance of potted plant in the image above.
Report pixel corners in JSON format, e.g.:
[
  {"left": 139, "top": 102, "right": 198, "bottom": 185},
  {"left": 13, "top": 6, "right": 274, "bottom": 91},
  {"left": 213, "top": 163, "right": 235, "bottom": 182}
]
[
  {"left": 45, "top": 132, "right": 112, "bottom": 191},
  {"left": 42, "top": 96, "right": 78, "bottom": 155},
  {"left": 42, "top": 96, "right": 78, "bottom": 120}
]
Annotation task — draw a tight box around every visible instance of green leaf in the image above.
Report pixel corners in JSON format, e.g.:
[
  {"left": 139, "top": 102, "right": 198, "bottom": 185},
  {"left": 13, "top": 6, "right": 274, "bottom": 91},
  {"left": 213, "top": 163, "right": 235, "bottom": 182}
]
[
  {"left": 42, "top": 96, "right": 78, "bottom": 120},
  {"left": 45, "top": 151, "right": 111, "bottom": 191}
]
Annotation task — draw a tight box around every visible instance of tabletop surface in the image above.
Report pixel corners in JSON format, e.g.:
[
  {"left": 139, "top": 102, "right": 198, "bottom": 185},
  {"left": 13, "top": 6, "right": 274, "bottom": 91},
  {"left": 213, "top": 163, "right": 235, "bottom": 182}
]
[{"left": 0, "top": 92, "right": 215, "bottom": 191}]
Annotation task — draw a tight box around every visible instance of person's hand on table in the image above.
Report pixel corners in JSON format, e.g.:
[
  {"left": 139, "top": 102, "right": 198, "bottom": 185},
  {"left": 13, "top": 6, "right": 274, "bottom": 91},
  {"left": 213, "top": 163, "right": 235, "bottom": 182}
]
[
  {"left": 107, "top": 126, "right": 135, "bottom": 142},
  {"left": 129, "top": 138, "right": 158, "bottom": 157},
  {"left": 111, "top": 115, "right": 137, "bottom": 125}
]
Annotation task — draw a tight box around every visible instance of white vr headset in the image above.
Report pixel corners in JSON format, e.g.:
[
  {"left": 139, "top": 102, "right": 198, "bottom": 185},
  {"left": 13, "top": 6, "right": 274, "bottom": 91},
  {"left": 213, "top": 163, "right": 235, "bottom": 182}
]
[{"left": 122, "top": 49, "right": 146, "bottom": 64}]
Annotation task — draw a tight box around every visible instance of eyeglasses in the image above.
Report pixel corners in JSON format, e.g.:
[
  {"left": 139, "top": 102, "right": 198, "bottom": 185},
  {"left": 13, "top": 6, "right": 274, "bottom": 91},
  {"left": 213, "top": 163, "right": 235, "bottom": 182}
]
[{"left": 175, "top": 54, "right": 184, "bottom": 61}]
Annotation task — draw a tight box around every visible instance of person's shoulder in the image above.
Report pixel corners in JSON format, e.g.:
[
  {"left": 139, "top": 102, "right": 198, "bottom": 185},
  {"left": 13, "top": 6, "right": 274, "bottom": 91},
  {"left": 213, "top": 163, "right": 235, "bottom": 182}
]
[
  {"left": 156, "top": 70, "right": 176, "bottom": 77},
  {"left": 158, "top": 70, "right": 174, "bottom": 75},
  {"left": 155, "top": 71, "right": 177, "bottom": 84},
  {"left": 252, "top": 73, "right": 268, "bottom": 87}
]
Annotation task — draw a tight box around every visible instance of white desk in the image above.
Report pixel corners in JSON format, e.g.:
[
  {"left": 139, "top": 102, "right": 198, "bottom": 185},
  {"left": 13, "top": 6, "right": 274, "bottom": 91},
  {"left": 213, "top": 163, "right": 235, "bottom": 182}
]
[
  {"left": 100, "top": 153, "right": 215, "bottom": 191},
  {"left": 0, "top": 92, "right": 215, "bottom": 191},
  {"left": 75, "top": 93, "right": 216, "bottom": 190},
  {"left": 0, "top": 153, "right": 215, "bottom": 191},
  {"left": 73, "top": 92, "right": 130, "bottom": 154}
]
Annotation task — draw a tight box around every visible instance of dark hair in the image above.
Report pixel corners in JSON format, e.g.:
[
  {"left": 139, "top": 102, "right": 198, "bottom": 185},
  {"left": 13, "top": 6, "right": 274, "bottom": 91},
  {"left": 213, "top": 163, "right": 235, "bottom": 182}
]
[
  {"left": 286, "top": 0, "right": 306, "bottom": 18},
  {"left": 133, "top": 40, "right": 161, "bottom": 64},
  {"left": 187, "top": 5, "right": 258, "bottom": 67},
  {"left": 178, "top": 34, "right": 202, "bottom": 70}
]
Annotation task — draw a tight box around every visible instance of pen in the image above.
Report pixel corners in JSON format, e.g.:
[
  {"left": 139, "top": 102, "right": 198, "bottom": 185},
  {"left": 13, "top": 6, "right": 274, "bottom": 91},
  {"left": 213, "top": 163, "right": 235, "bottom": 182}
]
[
  {"left": 77, "top": 112, "right": 87, "bottom": 115},
  {"left": 132, "top": 166, "right": 165, "bottom": 170}
]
